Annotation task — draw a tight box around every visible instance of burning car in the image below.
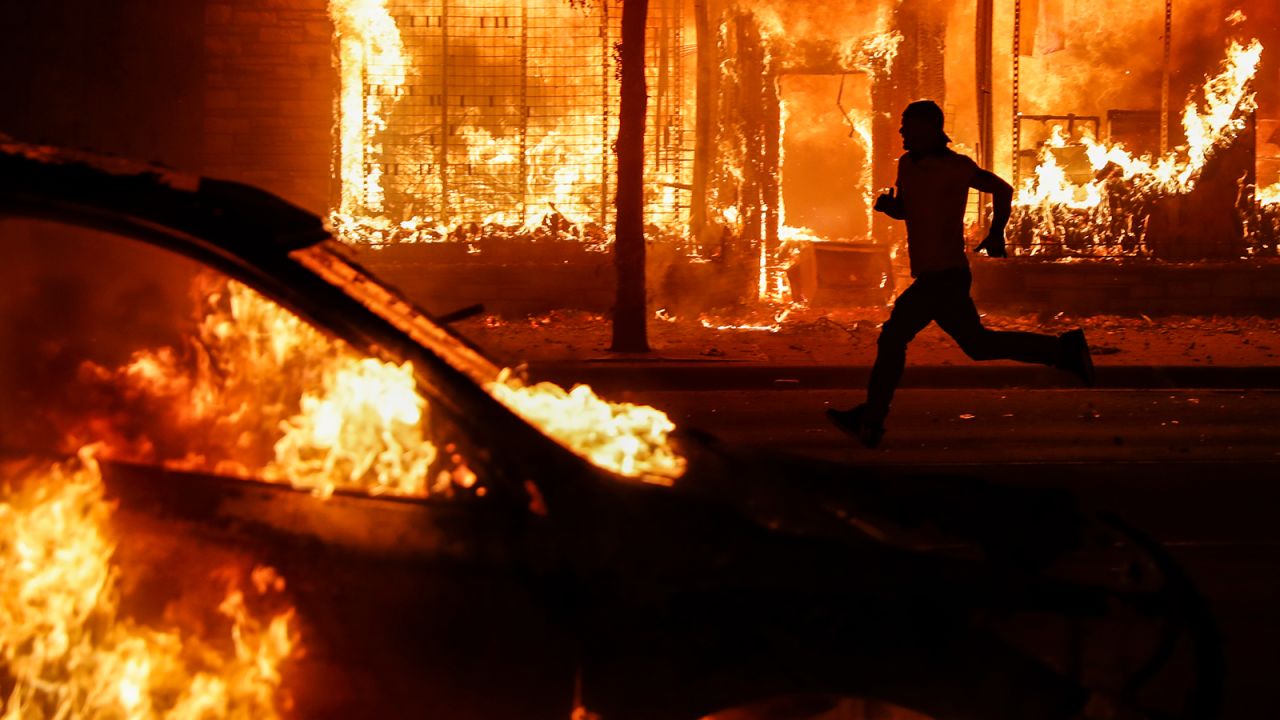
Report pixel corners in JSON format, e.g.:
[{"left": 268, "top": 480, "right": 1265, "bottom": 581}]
[{"left": 0, "top": 140, "right": 1222, "bottom": 720}]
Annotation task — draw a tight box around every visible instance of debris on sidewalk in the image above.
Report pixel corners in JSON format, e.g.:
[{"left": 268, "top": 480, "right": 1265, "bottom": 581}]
[{"left": 453, "top": 307, "right": 1280, "bottom": 369}]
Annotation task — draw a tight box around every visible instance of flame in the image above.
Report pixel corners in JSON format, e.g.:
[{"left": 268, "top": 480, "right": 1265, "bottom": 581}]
[
  {"left": 67, "top": 278, "right": 453, "bottom": 499},
  {"left": 64, "top": 268, "right": 685, "bottom": 493},
  {"left": 1013, "top": 39, "right": 1264, "bottom": 253},
  {"left": 330, "top": 0, "right": 406, "bottom": 217},
  {"left": 329, "top": 0, "right": 688, "bottom": 244},
  {"left": 1177, "top": 39, "right": 1262, "bottom": 188},
  {"left": 269, "top": 357, "right": 438, "bottom": 498},
  {"left": 292, "top": 245, "right": 688, "bottom": 483},
  {"left": 839, "top": 29, "right": 903, "bottom": 75},
  {"left": 1260, "top": 181, "right": 1280, "bottom": 207},
  {"left": 698, "top": 308, "right": 791, "bottom": 333},
  {"left": 0, "top": 449, "right": 295, "bottom": 717},
  {"left": 487, "top": 369, "right": 685, "bottom": 484}
]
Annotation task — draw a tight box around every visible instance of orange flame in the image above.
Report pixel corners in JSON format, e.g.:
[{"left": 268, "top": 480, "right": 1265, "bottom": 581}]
[
  {"left": 0, "top": 449, "right": 295, "bottom": 717},
  {"left": 1260, "top": 181, "right": 1280, "bottom": 207},
  {"left": 330, "top": 0, "right": 406, "bottom": 218},
  {"left": 328, "top": 0, "right": 688, "bottom": 245},
  {"left": 66, "top": 267, "right": 686, "bottom": 493},
  {"left": 488, "top": 369, "right": 685, "bottom": 484},
  {"left": 268, "top": 357, "right": 438, "bottom": 498},
  {"left": 1016, "top": 40, "right": 1263, "bottom": 231},
  {"left": 69, "top": 278, "right": 454, "bottom": 499}
]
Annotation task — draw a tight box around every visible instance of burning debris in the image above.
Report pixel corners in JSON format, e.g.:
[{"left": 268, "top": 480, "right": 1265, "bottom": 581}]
[
  {"left": 0, "top": 449, "right": 295, "bottom": 718},
  {"left": 1011, "top": 38, "right": 1269, "bottom": 259}
]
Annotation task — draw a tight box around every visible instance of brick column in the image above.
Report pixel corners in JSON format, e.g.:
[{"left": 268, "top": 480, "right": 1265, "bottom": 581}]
[{"left": 204, "top": 0, "right": 335, "bottom": 216}]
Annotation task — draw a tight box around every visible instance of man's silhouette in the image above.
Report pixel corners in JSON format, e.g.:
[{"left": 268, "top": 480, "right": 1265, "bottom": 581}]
[{"left": 828, "top": 100, "right": 1094, "bottom": 448}]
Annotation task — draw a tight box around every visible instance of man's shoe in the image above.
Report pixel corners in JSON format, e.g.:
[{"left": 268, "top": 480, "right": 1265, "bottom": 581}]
[
  {"left": 826, "top": 404, "right": 885, "bottom": 449},
  {"left": 1058, "top": 329, "right": 1096, "bottom": 387}
]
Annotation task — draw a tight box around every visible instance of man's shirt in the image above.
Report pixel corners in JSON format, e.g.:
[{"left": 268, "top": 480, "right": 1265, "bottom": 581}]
[{"left": 896, "top": 148, "right": 978, "bottom": 277}]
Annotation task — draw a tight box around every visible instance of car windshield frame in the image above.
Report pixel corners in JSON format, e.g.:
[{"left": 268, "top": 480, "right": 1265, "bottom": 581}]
[{"left": 288, "top": 239, "right": 505, "bottom": 390}]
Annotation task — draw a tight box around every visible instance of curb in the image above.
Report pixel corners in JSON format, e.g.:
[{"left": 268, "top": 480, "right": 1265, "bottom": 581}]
[{"left": 526, "top": 363, "right": 1280, "bottom": 392}]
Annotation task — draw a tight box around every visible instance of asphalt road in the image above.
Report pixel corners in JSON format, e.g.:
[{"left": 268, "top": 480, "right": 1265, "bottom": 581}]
[
  {"left": 631, "top": 386, "right": 1280, "bottom": 544},
  {"left": 628, "top": 388, "right": 1280, "bottom": 467},
  {"left": 624, "top": 387, "right": 1280, "bottom": 719}
]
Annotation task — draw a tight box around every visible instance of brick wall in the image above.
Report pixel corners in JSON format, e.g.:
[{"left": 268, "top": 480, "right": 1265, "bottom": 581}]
[
  {"left": 203, "top": 0, "right": 335, "bottom": 216},
  {"left": 0, "top": 3, "right": 204, "bottom": 170}
]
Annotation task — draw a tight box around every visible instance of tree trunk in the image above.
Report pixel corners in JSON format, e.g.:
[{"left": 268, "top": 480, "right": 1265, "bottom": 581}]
[{"left": 610, "top": 0, "right": 650, "bottom": 353}]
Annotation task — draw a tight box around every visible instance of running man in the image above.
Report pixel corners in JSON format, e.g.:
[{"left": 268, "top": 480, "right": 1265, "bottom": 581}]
[{"left": 827, "top": 100, "right": 1094, "bottom": 448}]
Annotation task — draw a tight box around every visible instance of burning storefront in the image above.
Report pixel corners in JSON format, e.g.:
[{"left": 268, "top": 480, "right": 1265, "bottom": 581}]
[
  {"left": 329, "top": 0, "right": 690, "bottom": 243},
  {"left": 316, "top": 0, "right": 1280, "bottom": 319}
]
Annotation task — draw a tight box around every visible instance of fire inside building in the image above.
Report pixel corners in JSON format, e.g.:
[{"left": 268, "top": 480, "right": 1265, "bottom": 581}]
[
  {"left": 320, "top": 0, "right": 1280, "bottom": 317},
  {"left": 2, "top": 0, "right": 1280, "bottom": 719}
]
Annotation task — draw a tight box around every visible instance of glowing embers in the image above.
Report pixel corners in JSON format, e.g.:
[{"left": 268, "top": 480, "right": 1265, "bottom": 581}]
[
  {"left": 1012, "top": 39, "right": 1264, "bottom": 256},
  {"left": 699, "top": 307, "right": 792, "bottom": 334},
  {"left": 0, "top": 450, "right": 295, "bottom": 718},
  {"left": 68, "top": 278, "right": 459, "bottom": 499},
  {"left": 488, "top": 369, "right": 685, "bottom": 485},
  {"left": 328, "top": 206, "right": 612, "bottom": 249}
]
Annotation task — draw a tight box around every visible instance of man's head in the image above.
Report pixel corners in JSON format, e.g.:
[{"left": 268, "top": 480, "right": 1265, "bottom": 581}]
[{"left": 900, "top": 100, "right": 950, "bottom": 153}]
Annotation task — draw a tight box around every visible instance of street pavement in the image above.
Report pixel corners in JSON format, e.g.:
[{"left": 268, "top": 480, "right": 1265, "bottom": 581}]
[
  {"left": 622, "top": 386, "right": 1280, "bottom": 720},
  {"left": 629, "top": 387, "right": 1280, "bottom": 467}
]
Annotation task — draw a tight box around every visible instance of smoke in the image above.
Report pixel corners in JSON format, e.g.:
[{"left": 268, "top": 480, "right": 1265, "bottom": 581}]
[
  {"left": 726, "top": 0, "right": 899, "bottom": 47},
  {"left": 0, "top": 218, "right": 199, "bottom": 453}
]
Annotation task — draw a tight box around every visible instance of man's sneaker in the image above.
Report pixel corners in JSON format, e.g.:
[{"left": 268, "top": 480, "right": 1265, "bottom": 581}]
[
  {"left": 825, "top": 404, "right": 886, "bottom": 449},
  {"left": 1058, "top": 328, "right": 1096, "bottom": 387}
]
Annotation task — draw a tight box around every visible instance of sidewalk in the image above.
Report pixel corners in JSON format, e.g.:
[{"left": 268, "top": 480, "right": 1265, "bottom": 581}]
[{"left": 452, "top": 308, "right": 1280, "bottom": 390}]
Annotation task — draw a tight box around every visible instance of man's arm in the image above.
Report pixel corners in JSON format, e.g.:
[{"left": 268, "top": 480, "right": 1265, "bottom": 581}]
[{"left": 970, "top": 169, "right": 1012, "bottom": 258}]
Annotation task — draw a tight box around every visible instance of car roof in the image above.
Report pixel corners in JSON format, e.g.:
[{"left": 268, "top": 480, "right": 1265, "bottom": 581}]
[{"left": 0, "top": 136, "right": 329, "bottom": 257}]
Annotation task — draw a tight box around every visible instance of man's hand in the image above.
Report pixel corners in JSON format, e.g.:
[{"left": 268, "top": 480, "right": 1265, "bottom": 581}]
[
  {"left": 974, "top": 233, "right": 1007, "bottom": 258},
  {"left": 873, "top": 188, "right": 904, "bottom": 219}
]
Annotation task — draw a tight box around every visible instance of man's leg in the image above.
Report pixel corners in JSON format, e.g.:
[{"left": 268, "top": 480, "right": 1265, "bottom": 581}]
[
  {"left": 865, "top": 280, "right": 936, "bottom": 423},
  {"left": 934, "top": 276, "right": 1059, "bottom": 366}
]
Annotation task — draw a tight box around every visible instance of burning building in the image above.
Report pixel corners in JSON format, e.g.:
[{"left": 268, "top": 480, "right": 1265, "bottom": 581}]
[
  {"left": 329, "top": 0, "right": 690, "bottom": 242},
  {"left": 5, "top": 0, "right": 1277, "bottom": 318},
  {"left": 304, "top": 0, "right": 1280, "bottom": 316}
]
